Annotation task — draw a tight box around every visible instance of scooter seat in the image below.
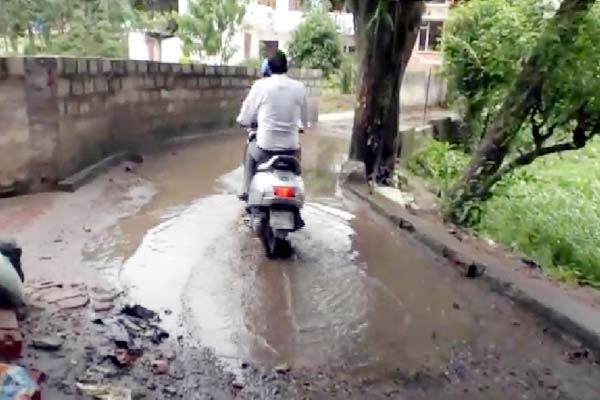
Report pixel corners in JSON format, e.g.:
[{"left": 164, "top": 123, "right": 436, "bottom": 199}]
[{"left": 258, "top": 155, "right": 301, "bottom": 175}]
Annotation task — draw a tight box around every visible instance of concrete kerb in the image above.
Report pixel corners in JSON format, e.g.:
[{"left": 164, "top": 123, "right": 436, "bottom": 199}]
[
  {"left": 345, "top": 179, "right": 600, "bottom": 354},
  {"left": 56, "top": 129, "right": 243, "bottom": 193},
  {"left": 57, "top": 152, "right": 132, "bottom": 192}
]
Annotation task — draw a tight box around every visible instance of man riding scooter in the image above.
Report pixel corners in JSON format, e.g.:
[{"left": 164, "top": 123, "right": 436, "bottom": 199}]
[{"left": 237, "top": 50, "right": 309, "bottom": 202}]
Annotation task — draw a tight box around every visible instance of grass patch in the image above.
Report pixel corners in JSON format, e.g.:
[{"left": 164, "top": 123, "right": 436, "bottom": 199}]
[{"left": 407, "top": 139, "right": 600, "bottom": 288}]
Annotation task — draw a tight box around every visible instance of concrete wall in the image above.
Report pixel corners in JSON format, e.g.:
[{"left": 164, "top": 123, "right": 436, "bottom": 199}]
[
  {"left": 0, "top": 56, "right": 322, "bottom": 194},
  {"left": 400, "top": 67, "right": 447, "bottom": 109}
]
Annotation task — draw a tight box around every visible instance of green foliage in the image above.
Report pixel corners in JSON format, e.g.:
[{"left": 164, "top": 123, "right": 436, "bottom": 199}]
[
  {"left": 407, "top": 139, "right": 469, "bottom": 198},
  {"left": 324, "top": 54, "right": 356, "bottom": 94},
  {"left": 443, "top": 0, "right": 600, "bottom": 151},
  {"left": 0, "top": 0, "right": 132, "bottom": 57},
  {"left": 287, "top": 9, "right": 342, "bottom": 78},
  {"left": 442, "top": 0, "right": 547, "bottom": 145},
  {"left": 238, "top": 57, "right": 261, "bottom": 69},
  {"left": 177, "top": 0, "right": 246, "bottom": 64},
  {"left": 410, "top": 139, "right": 600, "bottom": 288}
]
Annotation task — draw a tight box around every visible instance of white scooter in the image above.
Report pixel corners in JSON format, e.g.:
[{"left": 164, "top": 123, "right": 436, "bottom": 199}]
[{"left": 243, "top": 128, "right": 305, "bottom": 258}]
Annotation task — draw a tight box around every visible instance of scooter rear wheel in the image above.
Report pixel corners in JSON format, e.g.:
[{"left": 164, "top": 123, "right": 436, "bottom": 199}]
[{"left": 261, "top": 224, "right": 285, "bottom": 259}]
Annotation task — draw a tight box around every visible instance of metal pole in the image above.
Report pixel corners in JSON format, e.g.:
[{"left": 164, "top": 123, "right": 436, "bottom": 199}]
[{"left": 423, "top": 67, "right": 432, "bottom": 126}]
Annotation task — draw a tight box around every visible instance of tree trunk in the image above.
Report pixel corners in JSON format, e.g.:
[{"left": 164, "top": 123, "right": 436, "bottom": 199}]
[
  {"left": 445, "top": 0, "right": 596, "bottom": 223},
  {"left": 348, "top": 0, "right": 424, "bottom": 182}
]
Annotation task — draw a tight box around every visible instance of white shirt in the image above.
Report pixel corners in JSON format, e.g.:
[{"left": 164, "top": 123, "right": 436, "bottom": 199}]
[{"left": 237, "top": 74, "right": 309, "bottom": 151}]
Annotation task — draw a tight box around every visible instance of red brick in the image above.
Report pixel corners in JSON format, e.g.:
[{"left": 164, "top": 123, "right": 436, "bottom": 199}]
[{"left": 0, "top": 329, "right": 23, "bottom": 360}]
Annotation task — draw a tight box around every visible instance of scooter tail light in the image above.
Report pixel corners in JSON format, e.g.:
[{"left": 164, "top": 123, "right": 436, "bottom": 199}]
[{"left": 274, "top": 186, "right": 296, "bottom": 198}]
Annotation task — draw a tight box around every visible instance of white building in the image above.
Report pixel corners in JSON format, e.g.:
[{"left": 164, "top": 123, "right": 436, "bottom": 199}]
[{"left": 128, "top": 0, "right": 454, "bottom": 68}]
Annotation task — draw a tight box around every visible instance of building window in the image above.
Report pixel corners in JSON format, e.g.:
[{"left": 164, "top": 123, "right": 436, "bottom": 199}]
[
  {"left": 417, "top": 21, "right": 443, "bottom": 52},
  {"left": 343, "top": 45, "right": 356, "bottom": 54},
  {"left": 289, "top": 0, "right": 302, "bottom": 10},
  {"left": 258, "top": 0, "right": 277, "bottom": 8}
]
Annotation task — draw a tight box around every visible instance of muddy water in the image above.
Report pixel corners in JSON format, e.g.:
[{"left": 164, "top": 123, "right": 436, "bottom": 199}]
[{"left": 116, "top": 128, "right": 600, "bottom": 398}]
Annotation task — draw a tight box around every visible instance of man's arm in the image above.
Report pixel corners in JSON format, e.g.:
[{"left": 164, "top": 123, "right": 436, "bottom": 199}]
[{"left": 237, "top": 82, "right": 261, "bottom": 126}]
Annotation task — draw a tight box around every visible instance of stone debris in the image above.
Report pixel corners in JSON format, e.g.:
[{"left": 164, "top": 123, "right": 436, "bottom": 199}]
[
  {"left": 26, "top": 281, "right": 120, "bottom": 313},
  {"left": 76, "top": 383, "right": 132, "bottom": 400},
  {"left": 121, "top": 304, "right": 157, "bottom": 320},
  {"left": 274, "top": 363, "right": 291, "bottom": 374},
  {"left": 31, "top": 336, "right": 63, "bottom": 351},
  {"left": 151, "top": 359, "right": 169, "bottom": 375}
]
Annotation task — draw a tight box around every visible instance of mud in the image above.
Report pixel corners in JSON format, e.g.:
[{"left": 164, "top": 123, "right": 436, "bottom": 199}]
[{"left": 2, "top": 117, "right": 600, "bottom": 399}]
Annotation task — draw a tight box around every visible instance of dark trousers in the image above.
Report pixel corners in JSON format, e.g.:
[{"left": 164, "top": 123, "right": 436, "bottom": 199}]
[{"left": 243, "top": 141, "right": 300, "bottom": 194}]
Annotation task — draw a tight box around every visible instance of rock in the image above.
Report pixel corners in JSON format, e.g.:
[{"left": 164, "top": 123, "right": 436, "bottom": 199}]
[
  {"left": 56, "top": 295, "right": 89, "bottom": 310},
  {"left": 398, "top": 218, "right": 415, "bottom": 232},
  {"left": 150, "top": 325, "right": 169, "bottom": 344},
  {"left": 31, "top": 336, "right": 62, "bottom": 351},
  {"left": 232, "top": 380, "right": 244, "bottom": 390},
  {"left": 466, "top": 263, "right": 485, "bottom": 278},
  {"left": 151, "top": 359, "right": 169, "bottom": 375},
  {"left": 274, "top": 363, "right": 290, "bottom": 374},
  {"left": 163, "top": 386, "right": 177, "bottom": 396},
  {"left": 93, "top": 301, "right": 114, "bottom": 312},
  {"left": 107, "top": 349, "right": 140, "bottom": 368},
  {"left": 30, "top": 280, "right": 63, "bottom": 290},
  {"left": 121, "top": 305, "right": 157, "bottom": 321},
  {"left": 76, "top": 383, "right": 132, "bottom": 400},
  {"left": 42, "top": 287, "right": 87, "bottom": 303}
]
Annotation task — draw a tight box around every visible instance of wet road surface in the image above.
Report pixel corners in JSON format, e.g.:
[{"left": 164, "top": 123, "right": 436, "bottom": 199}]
[
  {"left": 3, "top": 118, "right": 599, "bottom": 399},
  {"left": 106, "top": 124, "right": 600, "bottom": 398}
]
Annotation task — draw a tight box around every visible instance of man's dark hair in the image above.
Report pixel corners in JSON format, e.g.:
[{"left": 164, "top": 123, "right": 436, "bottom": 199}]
[{"left": 268, "top": 50, "right": 288, "bottom": 74}]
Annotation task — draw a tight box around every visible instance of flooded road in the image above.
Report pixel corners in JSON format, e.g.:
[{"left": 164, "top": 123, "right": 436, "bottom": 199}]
[{"left": 107, "top": 123, "right": 600, "bottom": 399}]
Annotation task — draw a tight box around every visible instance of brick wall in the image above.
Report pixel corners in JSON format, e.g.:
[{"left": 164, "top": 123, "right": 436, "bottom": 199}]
[{"left": 0, "top": 57, "right": 322, "bottom": 194}]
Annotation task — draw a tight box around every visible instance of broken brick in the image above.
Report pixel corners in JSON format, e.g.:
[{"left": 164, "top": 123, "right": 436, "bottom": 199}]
[
  {"left": 56, "top": 295, "right": 89, "bottom": 310},
  {"left": 42, "top": 288, "right": 86, "bottom": 303},
  {"left": 92, "top": 301, "right": 114, "bottom": 312},
  {"left": 0, "top": 329, "right": 23, "bottom": 360},
  {"left": 0, "top": 309, "right": 19, "bottom": 331},
  {"left": 151, "top": 359, "right": 169, "bottom": 375}
]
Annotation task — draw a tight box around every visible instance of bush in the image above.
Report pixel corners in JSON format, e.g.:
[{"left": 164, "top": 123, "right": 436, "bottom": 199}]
[
  {"left": 324, "top": 55, "right": 356, "bottom": 94},
  {"left": 407, "top": 139, "right": 469, "bottom": 198},
  {"left": 287, "top": 9, "right": 343, "bottom": 78},
  {"left": 409, "top": 139, "right": 600, "bottom": 288},
  {"left": 238, "top": 57, "right": 261, "bottom": 69}
]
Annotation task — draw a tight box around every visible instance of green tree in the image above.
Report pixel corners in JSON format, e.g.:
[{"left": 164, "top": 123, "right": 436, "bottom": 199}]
[
  {"left": 444, "top": 0, "right": 600, "bottom": 223},
  {"left": 0, "top": 0, "right": 132, "bottom": 57},
  {"left": 330, "top": 0, "right": 425, "bottom": 182},
  {"left": 287, "top": 8, "right": 343, "bottom": 78},
  {"left": 177, "top": 0, "right": 246, "bottom": 64}
]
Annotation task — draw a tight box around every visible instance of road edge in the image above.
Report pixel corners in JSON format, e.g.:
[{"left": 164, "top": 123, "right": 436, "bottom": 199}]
[
  {"left": 346, "top": 180, "right": 600, "bottom": 353},
  {"left": 57, "top": 129, "right": 241, "bottom": 193}
]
